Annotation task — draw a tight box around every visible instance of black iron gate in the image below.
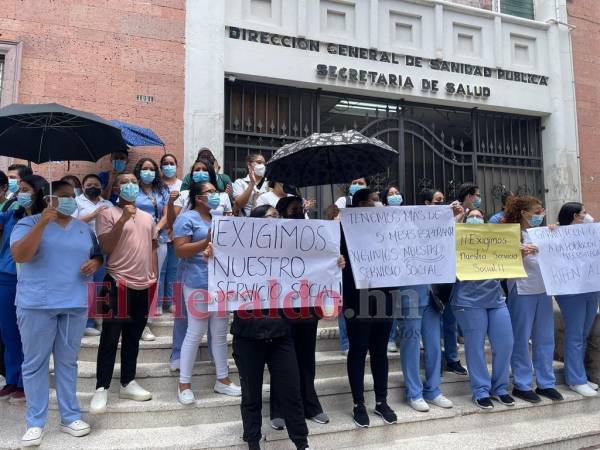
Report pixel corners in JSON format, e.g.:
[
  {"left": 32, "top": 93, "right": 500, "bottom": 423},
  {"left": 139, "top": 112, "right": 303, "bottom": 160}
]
[{"left": 224, "top": 79, "right": 544, "bottom": 216}]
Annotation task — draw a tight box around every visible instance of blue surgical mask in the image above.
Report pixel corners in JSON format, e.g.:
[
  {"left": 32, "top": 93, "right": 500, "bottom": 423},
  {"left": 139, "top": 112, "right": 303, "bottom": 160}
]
[
  {"left": 528, "top": 214, "right": 545, "bottom": 228},
  {"left": 120, "top": 182, "right": 139, "bottom": 202},
  {"left": 472, "top": 196, "right": 482, "bottom": 209},
  {"left": 162, "top": 165, "right": 177, "bottom": 178},
  {"left": 112, "top": 160, "right": 126, "bottom": 172},
  {"left": 349, "top": 184, "right": 365, "bottom": 196},
  {"left": 387, "top": 194, "right": 403, "bottom": 206},
  {"left": 140, "top": 170, "right": 156, "bottom": 184},
  {"left": 207, "top": 192, "right": 221, "bottom": 210},
  {"left": 193, "top": 171, "right": 210, "bottom": 183},
  {"left": 466, "top": 216, "right": 484, "bottom": 225},
  {"left": 17, "top": 192, "right": 33, "bottom": 208},
  {"left": 8, "top": 179, "right": 18, "bottom": 193},
  {"left": 57, "top": 197, "right": 78, "bottom": 216}
]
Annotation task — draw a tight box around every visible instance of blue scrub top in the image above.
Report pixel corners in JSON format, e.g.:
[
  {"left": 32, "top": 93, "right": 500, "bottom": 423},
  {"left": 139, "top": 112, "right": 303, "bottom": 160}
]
[
  {"left": 10, "top": 215, "right": 102, "bottom": 309},
  {"left": 136, "top": 188, "right": 169, "bottom": 241},
  {"left": 451, "top": 279, "right": 505, "bottom": 309},
  {"left": 0, "top": 209, "right": 22, "bottom": 275},
  {"left": 173, "top": 210, "right": 210, "bottom": 289},
  {"left": 489, "top": 211, "right": 505, "bottom": 224}
]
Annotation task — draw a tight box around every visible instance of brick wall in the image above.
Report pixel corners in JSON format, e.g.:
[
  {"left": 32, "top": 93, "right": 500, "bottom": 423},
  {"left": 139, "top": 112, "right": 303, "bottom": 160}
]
[
  {"left": 0, "top": 0, "right": 185, "bottom": 181},
  {"left": 568, "top": 0, "right": 600, "bottom": 217}
]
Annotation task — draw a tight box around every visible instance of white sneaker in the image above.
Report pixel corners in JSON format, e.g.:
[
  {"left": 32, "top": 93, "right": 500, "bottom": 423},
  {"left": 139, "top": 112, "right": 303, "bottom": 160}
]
[
  {"left": 387, "top": 342, "right": 398, "bottom": 353},
  {"left": 89, "top": 388, "right": 108, "bottom": 414},
  {"left": 21, "top": 427, "right": 43, "bottom": 447},
  {"left": 141, "top": 326, "right": 155, "bottom": 341},
  {"left": 169, "top": 359, "right": 180, "bottom": 372},
  {"left": 0, "top": 374, "right": 5, "bottom": 389},
  {"left": 84, "top": 327, "right": 101, "bottom": 337},
  {"left": 119, "top": 380, "right": 152, "bottom": 401},
  {"left": 178, "top": 388, "right": 195, "bottom": 405},
  {"left": 409, "top": 398, "right": 430, "bottom": 412},
  {"left": 214, "top": 380, "right": 242, "bottom": 397},
  {"left": 588, "top": 381, "right": 599, "bottom": 390},
  {"left": 427, "top": 394, "right": 454, "bottom": 409},
  {"left": 569, "top": 384, "right": 599, "bottom": 397},
  {"left": 60, "top": 420, "right": 91, "bottom": 437}
]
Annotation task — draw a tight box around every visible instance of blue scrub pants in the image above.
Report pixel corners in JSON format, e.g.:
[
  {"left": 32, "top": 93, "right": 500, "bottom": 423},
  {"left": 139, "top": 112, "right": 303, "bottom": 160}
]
[
  {"left": 0, "top": 273, "right": 23, "bottom": 388},
  {"left": 398, "top": 304, "right": 442, "bottom": 401},
  {"left": 171, "top": 296, "right": 188, "bottom": 363},
  {"left": 507, "top": 288, "right": 555, "bottom": 390},
  {"left": 338, "top": 314, "right": 349, "bottom": 351},
  {"left": 556, "top": 293, "right": 599, "bottom": 386},
  {"left": 17, "top": 307, "right": 87, "bottom": 428},
  {"left": 453, "top": 305, "right": 513, "bottom": 400},
  {"left": 159, "top": 242, "right": 178, "bottom": 309},
  {"left": 86, "top": 265, "right": 106, "bottom": 328},
  {"left": 442, "top": 306, "right": 459, "bottom": 363}
]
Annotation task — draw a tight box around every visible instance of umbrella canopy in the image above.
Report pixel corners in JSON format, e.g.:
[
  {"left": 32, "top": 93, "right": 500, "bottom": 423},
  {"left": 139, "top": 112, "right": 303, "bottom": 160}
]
[
  {"left": 110, "top": 120, "right": 164, "bottom": 147},
  {"left": 265, "top": 130, "right": 398, "bottom": 187},
  {"left": 0, "top": 103, "right": 127, "bottom": 164}
]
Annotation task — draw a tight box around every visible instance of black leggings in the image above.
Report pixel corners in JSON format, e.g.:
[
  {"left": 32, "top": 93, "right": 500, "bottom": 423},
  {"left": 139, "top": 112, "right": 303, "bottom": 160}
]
[
  {"left": 233, "top": 335, "right": 309, "bottom": 449},
  {"left": 346, "top": 318, "right": 393, "bottom": 404}
]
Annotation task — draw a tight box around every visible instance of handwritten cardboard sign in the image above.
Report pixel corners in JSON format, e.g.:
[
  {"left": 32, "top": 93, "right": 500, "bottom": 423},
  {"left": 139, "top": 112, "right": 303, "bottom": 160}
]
[
  {"left": 340, "top": 206, "right": 456, "bottom": 289},
  {"left": 527, "top": 223, "right": 600, "bottom": 296},
  {"left": 208, "top": 216, "right": 342, "bottom": 311},
  {"left": 455, "top": 223, "right": 526, "bottom": 281}
]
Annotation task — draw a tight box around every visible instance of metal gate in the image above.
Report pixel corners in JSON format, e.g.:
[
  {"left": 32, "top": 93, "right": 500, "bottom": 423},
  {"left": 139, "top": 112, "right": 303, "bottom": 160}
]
[{"left": 224, "top": 79, "right": 544, "bottom": 216}]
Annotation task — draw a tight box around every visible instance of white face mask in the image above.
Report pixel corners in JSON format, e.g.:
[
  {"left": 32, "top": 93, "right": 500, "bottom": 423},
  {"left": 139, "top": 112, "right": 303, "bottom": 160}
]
[
  {"left": 583, "top": 214, "right": 595, "bottom": 224},
  {"left": 254, "top": 163, "right": 266, "bottom": 177}
]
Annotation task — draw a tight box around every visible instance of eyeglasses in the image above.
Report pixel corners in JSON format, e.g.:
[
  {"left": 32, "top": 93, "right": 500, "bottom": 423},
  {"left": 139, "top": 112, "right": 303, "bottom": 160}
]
[{"left": 199, "top": 190, "right": 218, "bottom": 196}]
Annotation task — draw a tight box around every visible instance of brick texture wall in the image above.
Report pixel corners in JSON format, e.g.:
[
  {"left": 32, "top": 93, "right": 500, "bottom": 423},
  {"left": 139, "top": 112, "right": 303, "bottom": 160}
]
[
  {"left": 0, "top": 0, "right": 185, "bottom": 181},
  {"left": 568, "top": 0, "right": 600, "bottom": 217}
]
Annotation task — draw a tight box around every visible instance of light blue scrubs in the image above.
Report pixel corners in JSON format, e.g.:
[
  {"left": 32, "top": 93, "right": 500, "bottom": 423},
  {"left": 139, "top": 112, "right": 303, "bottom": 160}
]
[
  {"left": 11, "top": 215, "right": 101, "bottom": 428},
  {"left": 395, "top": 284, "right": 442, "bottom": 401},
  {"left": 452, "top": 279, "right": 513, "bottom": 400},
  {"left": 556, "top": 292, "right": 599, "bottom": 386}
]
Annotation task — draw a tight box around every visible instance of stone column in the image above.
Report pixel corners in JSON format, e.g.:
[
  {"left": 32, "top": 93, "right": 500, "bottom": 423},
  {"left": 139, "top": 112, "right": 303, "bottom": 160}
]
[{"left": 184, "top": 0, "right": 225, "bottom": 169}]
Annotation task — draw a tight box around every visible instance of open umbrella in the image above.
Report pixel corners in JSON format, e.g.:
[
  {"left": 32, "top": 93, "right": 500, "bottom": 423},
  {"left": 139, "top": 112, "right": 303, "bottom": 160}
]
[
  {"left": 0, "top": 103, "right": 127, "bottom": 194},
  {"left": 0, "top": 103, "right": 127, "bottom": 163},
  {"left": 110, "top": 120, "right": 164, "bottom": 147},
  {"left": 264, "top": 129, "right": 398, "bottom": 187}
]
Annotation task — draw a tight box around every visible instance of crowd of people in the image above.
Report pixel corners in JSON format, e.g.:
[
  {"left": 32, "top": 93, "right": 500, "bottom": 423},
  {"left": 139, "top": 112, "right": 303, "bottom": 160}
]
[{"left": 0, "top": 148, "right": 597, "bottom": 450}]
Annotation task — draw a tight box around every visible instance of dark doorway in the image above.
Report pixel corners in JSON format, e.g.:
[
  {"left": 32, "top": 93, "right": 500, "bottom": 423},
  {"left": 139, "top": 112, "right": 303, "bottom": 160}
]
[{"left": 224, "top": 79, "right": 544, "bottom": 217}]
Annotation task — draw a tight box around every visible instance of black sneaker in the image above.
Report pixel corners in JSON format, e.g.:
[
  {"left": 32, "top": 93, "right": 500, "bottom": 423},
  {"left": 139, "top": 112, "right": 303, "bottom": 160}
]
[
  {"left": 247, "top": 441, "right": 260, "bottom": 450},
  {"left": 374, "top": 402, "right": 397, "bottom": 424},
  {"left": 491, "top": 394, "right": 515, "bottom": 406},
  {"left": 446, "top": 360, "right": 468, "bottom": 375},
  {"left": 353, "top": 403, "right": 370, "bottom": 428},
  {"left": 473, "top": 397, "right": 494, "bottom": 409},
  {"left": 512, "top": 388, "right": 541, "bottom": 403},
  {"left": 536, "top": 387, "right": 564, "bottom": 401}
]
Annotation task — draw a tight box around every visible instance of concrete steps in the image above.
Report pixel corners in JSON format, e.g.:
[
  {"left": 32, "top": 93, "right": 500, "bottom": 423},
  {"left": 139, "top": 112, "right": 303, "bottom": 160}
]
[
  {"left": 2, "top": 312, "right": 600, "bottom": 449},
  {"left": 1, "top": 384, "right": 599, "bottom": 449}
]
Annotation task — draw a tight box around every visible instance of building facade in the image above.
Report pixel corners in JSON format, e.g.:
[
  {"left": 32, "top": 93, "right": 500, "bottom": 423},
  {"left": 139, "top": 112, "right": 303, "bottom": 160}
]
[{"left": 0, "top": 0, "right": 592, "bottom": 220}]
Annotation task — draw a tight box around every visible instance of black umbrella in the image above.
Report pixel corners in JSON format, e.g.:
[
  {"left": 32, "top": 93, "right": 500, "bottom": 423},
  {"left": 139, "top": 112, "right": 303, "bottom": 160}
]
[
  {"left": 264, "top": 129, "right": 398, "bottom": 187},
  {"left": 0, "top": 103, "right": 127, "bottom": 164}
]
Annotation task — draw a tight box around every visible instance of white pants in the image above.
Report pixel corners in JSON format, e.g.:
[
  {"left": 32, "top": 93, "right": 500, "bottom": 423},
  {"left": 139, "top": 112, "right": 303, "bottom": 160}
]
[{"left": 180, "top": 285, "right": 229, "bottom": 383}]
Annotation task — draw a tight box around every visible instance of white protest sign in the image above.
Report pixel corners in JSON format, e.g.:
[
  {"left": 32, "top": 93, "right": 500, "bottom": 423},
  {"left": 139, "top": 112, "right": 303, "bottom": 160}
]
[
  {"left": 340, "top": 206, "right": 456, "bottom": 289},
  {"left": 208, "top": 216, "right": 342, "bottom": 311},
  {"left": 527, "top": 223, "right": 600, "bottom": 296}
]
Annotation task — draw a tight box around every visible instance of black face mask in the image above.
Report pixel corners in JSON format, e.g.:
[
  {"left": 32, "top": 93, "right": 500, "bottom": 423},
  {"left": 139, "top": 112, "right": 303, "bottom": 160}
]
[{"left": 85, "top": 187, "right": 101, "bottom": 199}]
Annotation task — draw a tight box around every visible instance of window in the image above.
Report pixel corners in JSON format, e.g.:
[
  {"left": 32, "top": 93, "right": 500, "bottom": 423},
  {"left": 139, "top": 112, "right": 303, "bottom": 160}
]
[{"left": 501, "top": 0, "right": 535, "bottom": 20}]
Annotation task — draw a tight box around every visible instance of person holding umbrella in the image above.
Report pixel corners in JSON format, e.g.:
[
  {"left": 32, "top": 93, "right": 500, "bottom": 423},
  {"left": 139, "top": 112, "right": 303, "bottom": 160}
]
[
  {"left": 11, "top": 180, "right": 103, "bottom": 447},
  {"left": 335, "top": 178, "right": 368, "bottom": 209},
  {"left": 0, "top": 175, "right": 48, "bottom": 405}
]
